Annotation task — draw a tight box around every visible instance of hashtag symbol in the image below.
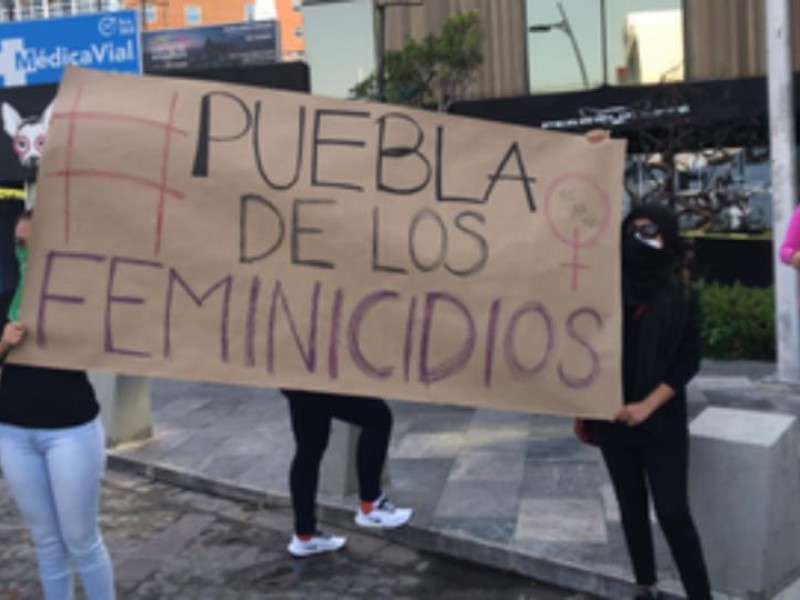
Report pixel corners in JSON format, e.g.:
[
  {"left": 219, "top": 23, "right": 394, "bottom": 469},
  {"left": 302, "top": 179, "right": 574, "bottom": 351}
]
[{"left": 49, "top": 84, "right": 187, "bottom": 255}]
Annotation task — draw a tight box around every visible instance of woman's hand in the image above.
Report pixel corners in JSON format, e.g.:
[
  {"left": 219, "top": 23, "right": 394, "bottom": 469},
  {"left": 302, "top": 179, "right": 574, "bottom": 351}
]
[
  {"left": 614, "top": 383, "right": 676, "bottom": 427},
  {"left": 585, "top": 129, "right": 611, "bottom": 144},
  {"left": 2, "top": 322, "right": 26, "bottom": 348},
  {"left": 614, "top": 401, "right": 655, "bottom": 426}
]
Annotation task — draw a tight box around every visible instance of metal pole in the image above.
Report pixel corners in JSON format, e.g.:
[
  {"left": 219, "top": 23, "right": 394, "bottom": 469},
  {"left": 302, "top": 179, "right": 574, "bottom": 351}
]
[
  {"left": 600, "top": 0, "right": 607, "bottom": 85},
  {"left": 767, "top": 0, "right": 800, "bottom": 382},
  {"left": 557, "top": 2, "right": 589, "bottom": 88}
]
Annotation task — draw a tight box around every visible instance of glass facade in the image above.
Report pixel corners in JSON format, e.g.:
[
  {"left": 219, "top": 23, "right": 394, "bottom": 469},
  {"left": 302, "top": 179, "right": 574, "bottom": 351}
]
[{"left": 0, "top": 0, "right": 125, "bottom": 20}]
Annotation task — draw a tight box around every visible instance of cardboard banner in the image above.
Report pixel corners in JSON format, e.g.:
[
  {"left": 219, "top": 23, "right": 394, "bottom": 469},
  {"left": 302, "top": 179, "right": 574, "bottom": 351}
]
[{"left": 14, "top": 67, "right": 626, "bottom": 418}]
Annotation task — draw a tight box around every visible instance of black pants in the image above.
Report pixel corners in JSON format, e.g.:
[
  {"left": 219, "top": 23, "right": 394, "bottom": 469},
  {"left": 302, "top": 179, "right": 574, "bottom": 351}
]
[
  {"left": 601, "top": 432, "right": 712, "bottom": 600},
  {"left": 284, "top": 389, "right": 392, "bottom": 536}
]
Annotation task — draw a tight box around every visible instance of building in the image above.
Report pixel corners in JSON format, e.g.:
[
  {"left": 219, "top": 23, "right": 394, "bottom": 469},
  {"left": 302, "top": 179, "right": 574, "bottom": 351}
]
[
  {"left": 684, "top": 0, "right": 800, "bottom": 80},
  {"left": 0, "top": 0, "right": 305, "bottom": 61},
  {"left": 623, "top": 10, "right": 684, "bottom": 84},
  {"left": 383, "top": 0, "right": 528, "bottom": 100}
]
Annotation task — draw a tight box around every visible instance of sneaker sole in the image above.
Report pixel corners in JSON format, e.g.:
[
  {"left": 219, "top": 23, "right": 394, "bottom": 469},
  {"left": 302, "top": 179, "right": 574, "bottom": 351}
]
[
  {"left": 354, "top": 514, "right": 412, "bottom": 529},
  {"left": 287, "top": 541, "right": 347, "bottom": 558}
]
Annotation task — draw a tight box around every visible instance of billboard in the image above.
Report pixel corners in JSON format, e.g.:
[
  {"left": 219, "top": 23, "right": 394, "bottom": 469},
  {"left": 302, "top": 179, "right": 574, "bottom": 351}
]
[
  {"left": 0, "top": 10, "right": 140, "bottom": 88},
  {"left": 142, "top": 20, "right": 280, "bottom": 74}
]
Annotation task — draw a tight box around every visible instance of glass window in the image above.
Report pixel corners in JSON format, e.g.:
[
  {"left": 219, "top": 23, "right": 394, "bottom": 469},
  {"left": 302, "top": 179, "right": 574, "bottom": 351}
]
[
  {"left": 294, "top": 26, "right": 303, "bottom": 38},
  {"left": 184, "top": 4, "right": 201, "bottom": 25},
  {"left": 293, "top": 0, "right": 302, "bottom": 12},
  {"left": 47, "top": 0, "right": 66, "bottom": 16},
  {"left": 244, "top": 3, "right": 254, "bottom": 20},
  {"left": 143, "top": 3, "right": 156, "bottom": 23},
  {"left": 76, "top": 0, "right": 95, "bottom": 13},
  {"left": 27, "top": 0, "right": 45, "bottom": 18}
]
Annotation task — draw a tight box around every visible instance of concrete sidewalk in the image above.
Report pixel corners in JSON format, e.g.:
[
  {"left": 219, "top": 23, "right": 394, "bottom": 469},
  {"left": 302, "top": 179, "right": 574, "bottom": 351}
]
[{"left": 106, "top": 360, "right": 794, "bottom": 600}]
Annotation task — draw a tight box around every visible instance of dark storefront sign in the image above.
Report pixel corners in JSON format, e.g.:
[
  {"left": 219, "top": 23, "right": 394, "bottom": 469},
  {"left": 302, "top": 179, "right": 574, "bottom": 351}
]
[
  {"left": 450, "top": 75, "right": 800, "bottom": 152},
  {"left": 142, "top": 20, "right": 279, "bottom": 74}
]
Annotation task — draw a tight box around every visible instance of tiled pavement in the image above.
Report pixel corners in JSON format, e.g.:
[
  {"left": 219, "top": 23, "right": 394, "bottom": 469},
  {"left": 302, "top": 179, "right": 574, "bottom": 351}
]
[{"left": 107, "top": 360, "right": 793, "bottom": 600}]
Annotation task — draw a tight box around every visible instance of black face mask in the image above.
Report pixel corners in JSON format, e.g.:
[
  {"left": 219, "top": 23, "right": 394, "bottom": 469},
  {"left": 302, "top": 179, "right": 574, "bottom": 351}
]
[
  {"left": 623, "top": 231, "right": 673, "bottom": 268},
  {"left": 622, "top": 230, "right": 677, "bottom": 306},
  {"left": 623, "top": 205, "right": 681, "bottom": 258},
  {"left": 620, "top": 204, "right": 683, "bottom": 304}
]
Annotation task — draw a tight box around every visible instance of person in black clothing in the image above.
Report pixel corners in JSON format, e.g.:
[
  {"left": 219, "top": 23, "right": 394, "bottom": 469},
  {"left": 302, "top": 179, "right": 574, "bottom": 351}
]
[
  {"left": 283, "top": 389, "right": 413, "bottom": 557},
  {"left": 0, "top": 210, "right": 116, "bottom": 599},
  {"left": 586, "top": 201, "right": 712, "bottom": 600}
]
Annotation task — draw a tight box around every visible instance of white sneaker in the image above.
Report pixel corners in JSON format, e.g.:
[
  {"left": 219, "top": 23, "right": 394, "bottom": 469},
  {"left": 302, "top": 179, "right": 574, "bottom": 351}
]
[
  {"left": 287, "top": 532, "right": 347, "bottom": 557},
  {"left": 354, "top": 495, "right": 413, "bottom": 529}
]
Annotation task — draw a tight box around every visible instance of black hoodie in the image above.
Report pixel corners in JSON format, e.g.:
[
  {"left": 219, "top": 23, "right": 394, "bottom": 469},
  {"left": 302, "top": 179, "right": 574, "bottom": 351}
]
[{"left": 590, "top": 204, "right": 702, "bottom": 445}]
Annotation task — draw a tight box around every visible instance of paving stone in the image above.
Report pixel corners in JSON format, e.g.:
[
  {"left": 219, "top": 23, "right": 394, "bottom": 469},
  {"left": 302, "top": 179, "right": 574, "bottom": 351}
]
[
  {"left": 392, "top": 432, "right": 466, "bottom": 458},
  {"left": 433, "top": 481, "right": 521, "bottom": 519},
  {"left": 525, "top": 437, "right": 597, "bottom": 464},
  {"left": 515, "top": 499, "right": 607, "bottom": 544},
  {"left": 462, "top": 427, "right": 531, "bottom": 454},
  {"left": 449, "top": 451, "right": 525, "bottom": 483},
  {"left": 521, "top": 462, "right": 606, "bottom": 500},
  {"left": 433, "top": 518, "right": 517, "bottom": 544}
]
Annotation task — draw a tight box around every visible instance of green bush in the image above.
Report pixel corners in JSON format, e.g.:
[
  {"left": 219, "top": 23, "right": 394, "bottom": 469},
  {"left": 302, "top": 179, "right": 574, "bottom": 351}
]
[{"left": 694, "top": 280, "right": 775, "bottom": 360}]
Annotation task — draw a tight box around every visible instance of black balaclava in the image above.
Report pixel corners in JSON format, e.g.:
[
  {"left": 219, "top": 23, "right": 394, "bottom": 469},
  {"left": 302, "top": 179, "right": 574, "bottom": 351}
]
[{"left": 621, "top": 204, "right": 682, "bottom": 307}]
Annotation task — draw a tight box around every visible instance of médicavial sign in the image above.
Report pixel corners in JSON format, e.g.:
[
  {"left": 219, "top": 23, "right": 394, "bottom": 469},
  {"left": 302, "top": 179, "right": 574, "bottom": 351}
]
[{"left": 0, "top": 10, "right": 140, "bottom": 88}]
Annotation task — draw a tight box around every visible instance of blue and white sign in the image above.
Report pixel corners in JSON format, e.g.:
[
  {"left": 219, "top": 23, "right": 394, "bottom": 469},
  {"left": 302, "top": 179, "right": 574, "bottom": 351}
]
[{"left": 0, "top": 10, "right": 140, "bottom": 88}]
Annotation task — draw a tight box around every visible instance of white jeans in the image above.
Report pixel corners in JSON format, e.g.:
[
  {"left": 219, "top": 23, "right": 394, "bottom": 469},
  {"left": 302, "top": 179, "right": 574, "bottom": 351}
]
[{"left": 0, "top": 417, "right": 115, "bottom": 600}]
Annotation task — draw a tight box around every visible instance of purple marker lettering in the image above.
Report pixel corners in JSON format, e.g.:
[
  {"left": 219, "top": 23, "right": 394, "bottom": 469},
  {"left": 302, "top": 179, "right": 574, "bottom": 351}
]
[
  {"left": 164, "top": 269, "right": 233, "bottom": 362},
  {"left": 245, "top": 276, "right": 262, "bottom": 367},
  {"left": 328, "top": 288, "right": 344, "bottom": 380},
  {"left": 37, "top": 251, "right": 105, "bottom": 348},
  {"left": 346, "top": 290, "right": 398, "bottom": 379},
  {"left": 503, "top": 301, "right": 554, "bottom": 380},
  {"left": 483, "top": 299, "right": 502, "bottom": 387},
  {"left": 105, "top": 256, "right": 163, "bottom": 358},
  {"left": 418, "top": 292, "right": 476, "bottom": 385},
  {"left": 558, "top": 307, "right": 602, "bottom": 389},
  {"left": 267, "top": 280, "right": 320, "bottom": 373}
]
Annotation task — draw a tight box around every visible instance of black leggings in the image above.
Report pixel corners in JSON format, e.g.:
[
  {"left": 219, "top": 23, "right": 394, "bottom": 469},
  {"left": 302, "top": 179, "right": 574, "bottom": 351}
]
[
  {"left": 283, "top": 389, "right": 392, "bottom": 536},
  {"left": 601, "top": 433, "right": 712, "bottom": 600}
]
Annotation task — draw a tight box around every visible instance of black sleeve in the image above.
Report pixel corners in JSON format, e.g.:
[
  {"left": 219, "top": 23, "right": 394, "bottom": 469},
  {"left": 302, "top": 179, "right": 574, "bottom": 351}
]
[
  {"left": 663, "top": 289, "right": 702, "bottom": 391},
  {"left": 0, "top": 288, "right": 13, "bottom": 329},
  {"left": 0, "top": 289, "right": 13, "bottom": 364}
]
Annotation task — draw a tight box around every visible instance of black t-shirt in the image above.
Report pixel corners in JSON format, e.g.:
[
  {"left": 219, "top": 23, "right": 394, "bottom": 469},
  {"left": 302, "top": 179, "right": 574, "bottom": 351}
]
[
  {"left": 0, "top": 288, "right": 99, "bottom": 429},
  {"left": 0, "top": 363, "right": 99, "bottom": 429}
]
